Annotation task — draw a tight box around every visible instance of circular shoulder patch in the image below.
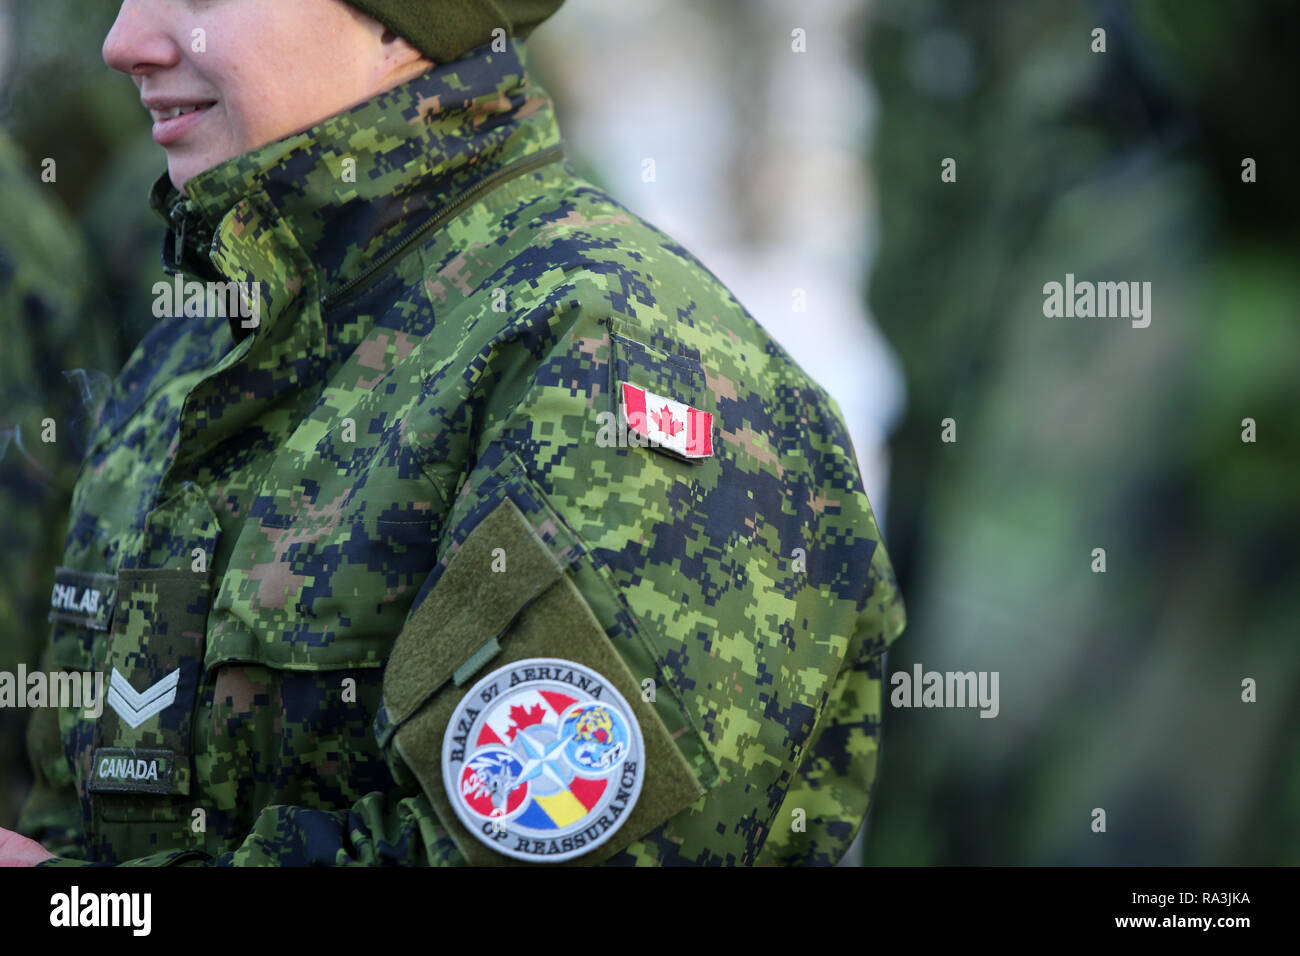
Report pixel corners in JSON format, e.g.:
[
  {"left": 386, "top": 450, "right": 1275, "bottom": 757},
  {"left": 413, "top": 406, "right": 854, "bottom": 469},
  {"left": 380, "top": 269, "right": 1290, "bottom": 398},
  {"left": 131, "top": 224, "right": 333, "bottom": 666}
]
[{"left": 442, "top": 657, "right": 645, "bottom": 862}]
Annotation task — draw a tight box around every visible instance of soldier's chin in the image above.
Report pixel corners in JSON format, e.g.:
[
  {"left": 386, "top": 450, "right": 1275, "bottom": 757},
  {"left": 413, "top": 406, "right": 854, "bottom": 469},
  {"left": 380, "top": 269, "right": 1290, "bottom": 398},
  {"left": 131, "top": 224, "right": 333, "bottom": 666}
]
[{"left": 167, "top": 152, "right": 220, "bottom": 197}]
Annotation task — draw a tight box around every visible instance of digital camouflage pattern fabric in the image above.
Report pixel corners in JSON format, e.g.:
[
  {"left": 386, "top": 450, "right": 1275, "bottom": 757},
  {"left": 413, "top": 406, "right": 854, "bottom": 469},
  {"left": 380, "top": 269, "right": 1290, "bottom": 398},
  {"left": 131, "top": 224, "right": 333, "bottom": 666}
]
[{"left": 21, "top": 38, "right": 905, "bottom": 866}]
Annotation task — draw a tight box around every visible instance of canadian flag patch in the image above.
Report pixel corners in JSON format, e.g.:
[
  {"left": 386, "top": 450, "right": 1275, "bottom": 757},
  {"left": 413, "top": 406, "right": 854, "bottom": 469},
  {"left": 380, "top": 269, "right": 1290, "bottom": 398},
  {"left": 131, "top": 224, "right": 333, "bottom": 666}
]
[{"left": 620, "top": 382, "right": 714, "bottom": 459}]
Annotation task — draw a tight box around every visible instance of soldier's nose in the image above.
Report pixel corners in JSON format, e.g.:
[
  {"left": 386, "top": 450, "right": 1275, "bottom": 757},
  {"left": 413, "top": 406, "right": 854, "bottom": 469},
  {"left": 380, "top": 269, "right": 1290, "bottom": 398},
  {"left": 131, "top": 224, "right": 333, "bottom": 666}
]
[{"left": 103, "top": 0, "right": 181, "bottom": 77}]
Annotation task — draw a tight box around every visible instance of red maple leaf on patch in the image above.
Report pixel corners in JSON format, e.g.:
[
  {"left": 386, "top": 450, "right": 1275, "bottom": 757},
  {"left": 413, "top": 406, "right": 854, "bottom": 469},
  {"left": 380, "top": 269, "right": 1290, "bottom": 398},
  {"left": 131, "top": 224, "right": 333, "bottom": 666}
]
[
  {"left": 506, "top": 703, "right": 547, "bottom": 740},
  {"left": 652, "top": 405, "right": 683, "bottom": 437}
]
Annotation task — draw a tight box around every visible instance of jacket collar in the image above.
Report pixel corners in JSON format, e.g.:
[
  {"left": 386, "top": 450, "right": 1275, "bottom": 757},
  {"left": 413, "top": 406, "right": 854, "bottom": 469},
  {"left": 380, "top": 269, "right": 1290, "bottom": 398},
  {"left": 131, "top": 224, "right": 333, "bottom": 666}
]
[{"left": 149, "top": 38, "right": 563, "bottom": 343}]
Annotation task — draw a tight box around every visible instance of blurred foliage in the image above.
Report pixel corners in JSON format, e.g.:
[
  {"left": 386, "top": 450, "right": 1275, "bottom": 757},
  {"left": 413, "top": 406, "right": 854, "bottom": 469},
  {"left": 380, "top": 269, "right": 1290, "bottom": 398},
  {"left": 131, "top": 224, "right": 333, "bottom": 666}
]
[
  {"left": 2, "top": 4, "right": 136, "bottom": 211},
  {"left": 863, "top": 0, "right": 1298, "bottom": 864},
  {"left": 2, "top": 0, "right": 164, "bottom": 370}
]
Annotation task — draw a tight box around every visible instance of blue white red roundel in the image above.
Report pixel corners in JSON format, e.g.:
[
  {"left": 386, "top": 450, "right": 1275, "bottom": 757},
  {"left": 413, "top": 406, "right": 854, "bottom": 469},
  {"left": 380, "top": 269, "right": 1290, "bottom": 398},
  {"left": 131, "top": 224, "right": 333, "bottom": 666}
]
[{"left": 442, "top": 658, "right": 645, "bottom": 862}]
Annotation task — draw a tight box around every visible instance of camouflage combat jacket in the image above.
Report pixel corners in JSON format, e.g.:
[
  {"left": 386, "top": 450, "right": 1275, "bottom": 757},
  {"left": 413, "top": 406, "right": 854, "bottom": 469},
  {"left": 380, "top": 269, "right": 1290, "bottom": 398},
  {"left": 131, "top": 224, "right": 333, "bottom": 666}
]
[{"left": 24, "top": 39, "right": 905, "bottom": 866}]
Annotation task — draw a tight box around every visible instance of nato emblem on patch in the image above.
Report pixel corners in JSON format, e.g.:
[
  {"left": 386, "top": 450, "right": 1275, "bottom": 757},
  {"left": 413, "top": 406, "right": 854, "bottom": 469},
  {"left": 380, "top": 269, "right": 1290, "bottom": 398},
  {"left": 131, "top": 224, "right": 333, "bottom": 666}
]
[{"left": 442, "top": 657, "right": 645, "bottom": 862}]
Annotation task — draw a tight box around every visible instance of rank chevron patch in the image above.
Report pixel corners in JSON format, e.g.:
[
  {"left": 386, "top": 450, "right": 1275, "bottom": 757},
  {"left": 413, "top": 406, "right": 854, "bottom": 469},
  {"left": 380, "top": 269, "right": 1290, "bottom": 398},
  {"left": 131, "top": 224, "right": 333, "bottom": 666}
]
[{"left": 106, "top": 667, "right": 180, "bottom": 729}]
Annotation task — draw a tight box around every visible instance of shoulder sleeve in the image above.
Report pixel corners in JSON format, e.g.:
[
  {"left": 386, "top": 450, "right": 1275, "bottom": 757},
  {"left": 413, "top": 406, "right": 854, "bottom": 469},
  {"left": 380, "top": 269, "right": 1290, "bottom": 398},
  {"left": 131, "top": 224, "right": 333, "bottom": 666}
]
[
  {"left": 376, "top": 282, "right": 906, "bottom": 865},
  {"left": 372, "top": 300, "right": 716, "bottom": 866}
]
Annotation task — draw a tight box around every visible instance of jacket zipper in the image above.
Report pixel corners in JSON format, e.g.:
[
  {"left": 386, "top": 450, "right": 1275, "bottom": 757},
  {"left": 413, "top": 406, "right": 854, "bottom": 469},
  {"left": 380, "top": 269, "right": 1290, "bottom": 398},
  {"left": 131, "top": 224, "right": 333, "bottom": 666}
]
[
  {"left": 168, "top": 195, "right": 215, "bottom": 277},
  {"left": 169, "top": 197, "right": 188, "bottom": 270},
  {"left": 320, "top": 143, "right": 566, "bottom": 311}
]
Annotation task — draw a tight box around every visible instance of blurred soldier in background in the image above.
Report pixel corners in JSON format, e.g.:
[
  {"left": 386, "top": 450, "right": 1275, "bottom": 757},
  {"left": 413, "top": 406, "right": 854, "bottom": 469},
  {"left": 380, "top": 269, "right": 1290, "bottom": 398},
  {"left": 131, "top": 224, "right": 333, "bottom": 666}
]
[
  {"left": 0, "top": 121, "right": 106, "bottom": 831},
  {"left": 0, "top": 0, "right": 153, "bottom": 830}
]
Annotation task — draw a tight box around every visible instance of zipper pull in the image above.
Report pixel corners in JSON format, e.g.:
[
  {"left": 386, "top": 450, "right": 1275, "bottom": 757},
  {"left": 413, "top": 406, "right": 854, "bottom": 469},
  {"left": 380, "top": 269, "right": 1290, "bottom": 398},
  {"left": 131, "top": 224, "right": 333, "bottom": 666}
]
[{"left": 171, "top": 199, "right": 188, "bottom": 267}]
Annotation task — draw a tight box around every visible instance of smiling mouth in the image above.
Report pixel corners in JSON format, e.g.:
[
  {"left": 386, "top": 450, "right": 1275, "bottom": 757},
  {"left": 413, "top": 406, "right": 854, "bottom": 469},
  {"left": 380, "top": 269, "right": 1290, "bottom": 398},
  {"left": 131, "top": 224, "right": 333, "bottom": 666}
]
[{"left": 151, "top": 102, "right": 216, "bottom": 122}]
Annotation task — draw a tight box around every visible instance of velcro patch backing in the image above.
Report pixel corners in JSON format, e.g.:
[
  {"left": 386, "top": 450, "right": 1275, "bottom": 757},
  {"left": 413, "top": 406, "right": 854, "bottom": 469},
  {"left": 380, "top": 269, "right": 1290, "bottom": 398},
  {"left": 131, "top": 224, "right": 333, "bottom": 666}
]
[
  {"left": 385, "top": 499, "right": 564, "bottom": 729},
  {"left": 384, "top": 499, "right": 706, "bottom": 865}
]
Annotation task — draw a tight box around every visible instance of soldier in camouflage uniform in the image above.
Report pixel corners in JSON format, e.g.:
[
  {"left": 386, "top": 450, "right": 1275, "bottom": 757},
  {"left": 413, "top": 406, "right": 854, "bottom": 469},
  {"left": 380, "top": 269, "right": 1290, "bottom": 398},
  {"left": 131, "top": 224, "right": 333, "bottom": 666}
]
[{"left": 4, "top": 0, "right": 904, "bottom": 866}]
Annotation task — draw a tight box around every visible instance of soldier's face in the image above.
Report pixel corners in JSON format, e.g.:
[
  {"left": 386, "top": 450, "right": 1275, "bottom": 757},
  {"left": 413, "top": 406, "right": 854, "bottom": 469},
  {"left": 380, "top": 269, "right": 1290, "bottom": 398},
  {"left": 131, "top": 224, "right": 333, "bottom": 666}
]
[{"left": 103, "top": 0, "right": 421, "bottom": 193}]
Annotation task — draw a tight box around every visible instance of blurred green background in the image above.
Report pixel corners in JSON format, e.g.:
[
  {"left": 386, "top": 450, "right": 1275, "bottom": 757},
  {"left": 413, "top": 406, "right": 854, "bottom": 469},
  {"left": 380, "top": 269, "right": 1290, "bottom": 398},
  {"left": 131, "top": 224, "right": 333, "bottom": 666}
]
[
  {"left": 862, "top": 0, "right": 1298, "bottom": 865},
  {"left": 1, "top": 0, "right": 1295, "bottom": 864}
]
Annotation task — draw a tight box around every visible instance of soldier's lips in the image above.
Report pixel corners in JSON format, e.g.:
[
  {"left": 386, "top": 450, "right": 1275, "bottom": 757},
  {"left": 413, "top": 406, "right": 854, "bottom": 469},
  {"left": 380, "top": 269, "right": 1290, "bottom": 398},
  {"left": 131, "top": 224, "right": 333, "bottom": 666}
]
[{"left": 151, "top": 102, "right": 217, "bottom": 146}]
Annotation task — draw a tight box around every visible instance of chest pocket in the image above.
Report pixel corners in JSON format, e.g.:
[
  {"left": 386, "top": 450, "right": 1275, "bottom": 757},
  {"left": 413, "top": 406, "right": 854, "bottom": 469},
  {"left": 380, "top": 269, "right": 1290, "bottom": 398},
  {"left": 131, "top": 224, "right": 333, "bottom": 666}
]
[
  {"left": 202, "top": 455, "right": 443, "bottom": 671},
  {"left": 380, "top": 457, "right": 716, "bottom": 866}
]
